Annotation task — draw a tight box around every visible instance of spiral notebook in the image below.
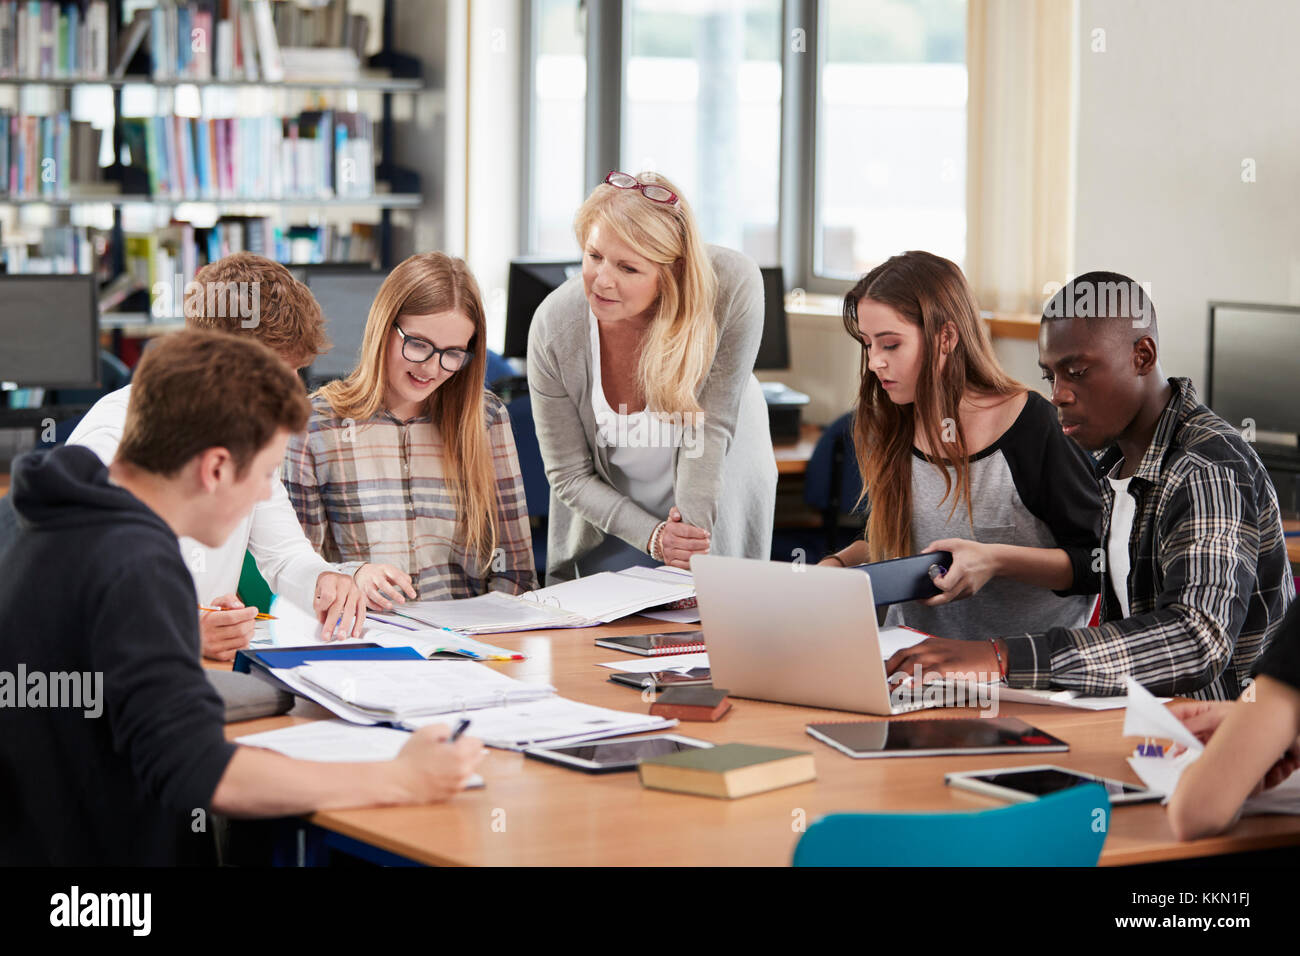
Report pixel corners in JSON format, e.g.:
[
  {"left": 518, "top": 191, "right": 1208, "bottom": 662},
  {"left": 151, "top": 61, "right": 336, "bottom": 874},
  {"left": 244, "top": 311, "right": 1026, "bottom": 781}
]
[{"left": 393, "top": 566, "right": 695, "bottom": 635}]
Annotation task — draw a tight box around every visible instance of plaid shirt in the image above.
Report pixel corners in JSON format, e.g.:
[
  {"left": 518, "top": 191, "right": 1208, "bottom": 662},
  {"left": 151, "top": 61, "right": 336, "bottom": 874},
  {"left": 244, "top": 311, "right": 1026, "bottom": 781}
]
[
  {"left": 283, "top": 390, "right": 537, "bottom": 601},
  {"left": 1002, "top": 377, "right": 1294, "bottom": 699}
]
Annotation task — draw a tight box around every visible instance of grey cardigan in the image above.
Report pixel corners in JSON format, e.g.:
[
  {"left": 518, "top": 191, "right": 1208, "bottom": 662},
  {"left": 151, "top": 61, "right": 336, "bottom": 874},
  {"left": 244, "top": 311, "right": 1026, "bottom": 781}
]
[{"left": 527, "top": 244, "right": 777, "bottom": 583}]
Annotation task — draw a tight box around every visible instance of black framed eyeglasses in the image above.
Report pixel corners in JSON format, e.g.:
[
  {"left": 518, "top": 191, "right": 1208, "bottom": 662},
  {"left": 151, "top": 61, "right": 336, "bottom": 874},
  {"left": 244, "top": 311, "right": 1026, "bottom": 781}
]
[
  {"left": 604, "top": 170, "right": 679, "bottom": 206},
  {"left": 393, "top": 323, "right": 474, "bottom": 373}
]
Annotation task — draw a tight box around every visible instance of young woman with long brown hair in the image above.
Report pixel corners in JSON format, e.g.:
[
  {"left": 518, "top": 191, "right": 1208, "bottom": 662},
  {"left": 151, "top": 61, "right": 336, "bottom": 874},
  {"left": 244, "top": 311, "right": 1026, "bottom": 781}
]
[
  {"left": 819, "top": 250, "right": 1100, "bottom": 648},
  {"left": 283, "top": 252, "right": 537, "bottom": 606}
]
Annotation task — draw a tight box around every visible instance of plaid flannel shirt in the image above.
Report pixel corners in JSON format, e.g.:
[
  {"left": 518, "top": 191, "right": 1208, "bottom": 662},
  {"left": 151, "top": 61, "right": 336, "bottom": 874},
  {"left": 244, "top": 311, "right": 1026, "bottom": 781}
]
[
  {"left": 283, "top": 390, "right": 537, "bottom": 601},
  {"left": 1002, "top": 377, "right": 1294, "bottom": 699}
]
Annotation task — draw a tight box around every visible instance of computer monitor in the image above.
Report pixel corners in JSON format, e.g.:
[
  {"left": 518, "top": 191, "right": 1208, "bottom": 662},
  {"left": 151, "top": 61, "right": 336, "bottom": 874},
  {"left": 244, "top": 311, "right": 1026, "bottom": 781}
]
[
  {"left": 0, "top": 274, "right": 99, "bottom": 388},
  {"left": 756, "top": 266, "right": 791, "bottom": 371},
  {"left": 1206, "top": 301, "right": 1300, "bottom": 440},
  {"left": 302, "top": 267, "right": 387, "bottom": 386},
  {"left": 504, "top": 258, "right": 581, "bottom": 359}
]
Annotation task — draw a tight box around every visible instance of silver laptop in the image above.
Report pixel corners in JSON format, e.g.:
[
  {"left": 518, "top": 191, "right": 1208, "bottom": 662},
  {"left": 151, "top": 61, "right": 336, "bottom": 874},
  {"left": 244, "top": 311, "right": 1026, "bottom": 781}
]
[{"left": 692, "top": 555, "right": 939, "bottom": 716}]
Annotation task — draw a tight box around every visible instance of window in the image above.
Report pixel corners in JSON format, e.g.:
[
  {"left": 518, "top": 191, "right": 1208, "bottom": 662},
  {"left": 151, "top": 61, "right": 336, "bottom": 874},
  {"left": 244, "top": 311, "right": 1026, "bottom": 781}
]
[
  {"left": 815, "top": 0, "right": 966, "bottom": 279},
  {"left": 622, "top": 0, "right": 782, "bottom": 265},
  {"left": 526, "top": 0, "right": 587, "bottom": 256},
  {"left": 520, "top": 0, "right": 968, "bottom": 289}
]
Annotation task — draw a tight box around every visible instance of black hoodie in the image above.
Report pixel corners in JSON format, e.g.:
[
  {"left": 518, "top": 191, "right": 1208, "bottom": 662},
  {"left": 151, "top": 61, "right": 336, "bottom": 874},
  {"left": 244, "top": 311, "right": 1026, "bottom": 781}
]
[{"left": 0, "top": 445, "right": 235, "bottom": 865}]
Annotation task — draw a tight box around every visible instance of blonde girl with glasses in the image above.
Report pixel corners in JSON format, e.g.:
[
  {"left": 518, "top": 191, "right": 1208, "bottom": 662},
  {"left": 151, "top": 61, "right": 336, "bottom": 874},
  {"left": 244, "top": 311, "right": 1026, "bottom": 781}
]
[
  {"left": 284, "top": 252, "right": 537, "bottom": 609},
  {"left": 528, "top": 170, "right": 777, "bottom": 582}
]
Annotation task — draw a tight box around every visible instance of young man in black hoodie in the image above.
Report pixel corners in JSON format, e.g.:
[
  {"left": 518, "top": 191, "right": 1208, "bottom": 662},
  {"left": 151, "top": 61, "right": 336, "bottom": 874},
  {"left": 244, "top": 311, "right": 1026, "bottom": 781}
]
[{"left": 0, "top": 330, "right": 483, "bottom": 866}]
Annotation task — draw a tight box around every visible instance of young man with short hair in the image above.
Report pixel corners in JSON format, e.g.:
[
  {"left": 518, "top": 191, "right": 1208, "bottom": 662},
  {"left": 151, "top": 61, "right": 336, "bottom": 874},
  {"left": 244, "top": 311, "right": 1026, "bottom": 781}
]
[
  {"left": 0, "top": 331, "right": 482, "bottom": 866},
  {"left": 67, "top": 253, "right": 415, "bottom": 659},
  {"left": 887, "top": 272, "right": 1293, "bottom": 697}
]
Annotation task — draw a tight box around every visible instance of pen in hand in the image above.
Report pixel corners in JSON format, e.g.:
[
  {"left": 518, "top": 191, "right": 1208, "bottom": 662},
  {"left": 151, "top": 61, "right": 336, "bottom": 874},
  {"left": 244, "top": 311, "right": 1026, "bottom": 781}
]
[{"left": 449, "top": 718, "right": 471, "bottom": 742}]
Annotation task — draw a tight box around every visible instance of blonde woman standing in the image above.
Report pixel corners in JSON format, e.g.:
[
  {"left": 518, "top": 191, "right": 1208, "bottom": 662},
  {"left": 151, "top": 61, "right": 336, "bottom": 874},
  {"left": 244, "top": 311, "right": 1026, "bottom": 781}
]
[
  {"left": 283, "top": 252, "right": 537, "bottom": 605},
  {"left": 528, "top": 171, "right": 777, "bottom": 582}
]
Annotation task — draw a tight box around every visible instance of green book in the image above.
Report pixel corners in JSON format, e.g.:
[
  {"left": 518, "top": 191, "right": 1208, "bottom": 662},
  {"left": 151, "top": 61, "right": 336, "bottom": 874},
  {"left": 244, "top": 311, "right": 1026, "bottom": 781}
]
[{"left": 638, "top": 742, "right": 815, "bottom": 799}]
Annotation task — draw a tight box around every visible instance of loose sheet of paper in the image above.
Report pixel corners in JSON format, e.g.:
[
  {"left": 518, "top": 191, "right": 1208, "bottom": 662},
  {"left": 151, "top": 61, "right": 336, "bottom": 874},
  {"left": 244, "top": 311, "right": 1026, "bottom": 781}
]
[
  {"left": 396, "top": 592, "right": 583, "bottom": 632},
  {"left": 594, "top": 652, "right": 709, "bottom": 672},
  {"left": 1122, "top": 676, "right": 1300, "bottom": 812},
  {"left": 1122, "top": 676, "right": 1203, "bottom": 800},
  {"left": 235, "top": 719, "right": 483, "bottom": 787},
  {"left": 639, "top": 607, "right": 702, "bottom": 624},
  {"left": 877, "top": 626, "right": 930, "bottom": 661}
]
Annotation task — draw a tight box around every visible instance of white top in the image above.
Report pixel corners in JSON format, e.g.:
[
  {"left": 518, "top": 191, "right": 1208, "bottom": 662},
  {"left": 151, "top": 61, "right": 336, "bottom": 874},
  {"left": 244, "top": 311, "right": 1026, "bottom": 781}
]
[
  {"left": 588, "top": 311, "right": 676, "bottom": 521},
  {"left": 1106, "top": 471, "right": 1137, "bottom": 618},
  {"left": 65, "top": 384, "right": 334, "bottom": 609}
]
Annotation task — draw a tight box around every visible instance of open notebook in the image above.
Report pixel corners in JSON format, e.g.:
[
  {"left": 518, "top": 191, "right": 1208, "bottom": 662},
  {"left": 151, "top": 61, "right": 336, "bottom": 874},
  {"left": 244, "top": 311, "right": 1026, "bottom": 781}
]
[{"left": 393, "top": 566, "right": 695, "bottom": 635}]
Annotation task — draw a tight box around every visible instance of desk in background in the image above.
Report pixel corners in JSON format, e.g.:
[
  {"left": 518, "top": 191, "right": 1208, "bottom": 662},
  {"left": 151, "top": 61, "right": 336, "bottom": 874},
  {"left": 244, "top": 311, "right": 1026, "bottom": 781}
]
[
  {"left": 773, "top": 423, "right": 820, "bottom": 477},
  {"left": 220, "top": 616, "right": 1300, "bottom": 867}
]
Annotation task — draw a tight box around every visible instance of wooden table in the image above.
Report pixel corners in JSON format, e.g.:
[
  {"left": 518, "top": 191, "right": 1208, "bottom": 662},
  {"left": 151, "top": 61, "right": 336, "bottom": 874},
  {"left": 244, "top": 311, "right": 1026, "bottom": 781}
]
[
  {"left": 221, "top": 617, "right": 1300, "bottom": 867},
  {"left": 772, "top": 423, "right": 821, "bottom": 477}
]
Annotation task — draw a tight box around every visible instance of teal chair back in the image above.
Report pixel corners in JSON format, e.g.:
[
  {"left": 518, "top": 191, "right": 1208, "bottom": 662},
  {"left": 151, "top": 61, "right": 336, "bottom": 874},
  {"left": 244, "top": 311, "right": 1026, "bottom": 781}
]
[{"left": 793, "top": 783, "right": 1110, "bottom": 866}]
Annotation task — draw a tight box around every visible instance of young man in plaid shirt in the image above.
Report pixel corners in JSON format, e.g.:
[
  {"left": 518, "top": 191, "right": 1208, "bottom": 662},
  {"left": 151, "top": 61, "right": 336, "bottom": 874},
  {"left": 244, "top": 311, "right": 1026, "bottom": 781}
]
[{"left": 887, "top": 272, "right": 1293, "bottom": 698}]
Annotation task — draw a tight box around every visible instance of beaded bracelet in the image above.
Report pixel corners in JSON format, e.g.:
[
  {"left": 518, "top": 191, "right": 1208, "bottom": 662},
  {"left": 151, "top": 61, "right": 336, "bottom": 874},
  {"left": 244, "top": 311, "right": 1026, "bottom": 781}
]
[{"left": 649, "top": 521, "right": 667, "bottom": 561}]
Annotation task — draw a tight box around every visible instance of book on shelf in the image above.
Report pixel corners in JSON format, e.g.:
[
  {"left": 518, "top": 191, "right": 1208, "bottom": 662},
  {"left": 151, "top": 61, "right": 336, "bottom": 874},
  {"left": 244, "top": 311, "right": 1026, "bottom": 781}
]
[
  {"left": 2, "top": 222, "right": 101, "bottom": 274},
  {"left": 121, "top": 109, "right": 377, "bottom": 201},
  {"left": 0, "top": 0, "right": 110, "bottom": 80},
  {"left": 0, "top": 109, "right": 101, "bottom": 199},
  {"left": 270, "top": 0, "right": 372, "bottom": 65}
]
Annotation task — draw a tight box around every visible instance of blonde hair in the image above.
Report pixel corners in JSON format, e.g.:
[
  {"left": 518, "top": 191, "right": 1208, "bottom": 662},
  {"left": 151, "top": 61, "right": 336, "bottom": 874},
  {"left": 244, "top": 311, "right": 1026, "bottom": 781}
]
[
  {"left": 573, "top": 172, "right": 717, "bottom": 416},
  {"left": 843, "top": 251, "right": 1025, "bottom": 563},
  {"left": 319, "top": 252, "right": 498, "bottom": 564}
]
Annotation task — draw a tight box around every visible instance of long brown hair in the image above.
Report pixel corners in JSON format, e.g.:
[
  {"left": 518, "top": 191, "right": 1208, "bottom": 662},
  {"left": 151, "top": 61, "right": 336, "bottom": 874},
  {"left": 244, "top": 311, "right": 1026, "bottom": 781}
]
[
  {"left": 319, "top": 252, "right": 498, "bottom": 564},
  {"left": 573, "top": 172, "right": 717, "bottom": 416},
  {"left": 843, "top": 251, "right": 1023, "bottom": 562}
]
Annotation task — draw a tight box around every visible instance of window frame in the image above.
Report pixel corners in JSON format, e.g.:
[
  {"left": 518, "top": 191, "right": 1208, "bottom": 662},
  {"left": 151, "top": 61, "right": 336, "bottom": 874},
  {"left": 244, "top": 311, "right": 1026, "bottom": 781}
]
[{"left": 520, "top": 0, "right": 963, "bottom": 298}]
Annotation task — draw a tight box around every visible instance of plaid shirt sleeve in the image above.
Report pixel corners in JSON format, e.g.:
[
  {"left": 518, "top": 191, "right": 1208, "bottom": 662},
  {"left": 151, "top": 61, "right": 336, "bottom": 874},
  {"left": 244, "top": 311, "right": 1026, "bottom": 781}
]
[
  {"left": 1001, "top": 461, "right": 1259, "bottom": 697},
  {"left": 484, "top": 395, "right": 538, "bottom": 595},
  {"left": 281, "top": 420, "right": 362, "bottom": 576}
]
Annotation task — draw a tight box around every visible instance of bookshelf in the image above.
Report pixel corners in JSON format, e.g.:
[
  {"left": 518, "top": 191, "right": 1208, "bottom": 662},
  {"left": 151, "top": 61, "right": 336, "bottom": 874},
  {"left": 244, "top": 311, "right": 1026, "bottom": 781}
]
[{"left": 0, "top": 0, "right": 432, "bottom": 291}]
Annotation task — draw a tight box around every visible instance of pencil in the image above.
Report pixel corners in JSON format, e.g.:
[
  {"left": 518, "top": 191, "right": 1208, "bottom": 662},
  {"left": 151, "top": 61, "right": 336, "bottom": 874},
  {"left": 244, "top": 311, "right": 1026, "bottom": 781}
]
[{"left": 198, "top": 605, "right": 276, "bottom": 621}]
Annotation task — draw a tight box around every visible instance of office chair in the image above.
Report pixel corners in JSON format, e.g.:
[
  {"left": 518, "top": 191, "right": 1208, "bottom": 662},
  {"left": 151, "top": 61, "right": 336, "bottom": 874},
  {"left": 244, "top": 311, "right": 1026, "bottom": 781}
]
[
  {"left": 771, "top": 410, "right": 865, "bottom": 563},
  {"left": 792, "top": 783, "right": 1110, "bottom": 866},
  {"left": 505, "top": 392, "right": 549, "bottom": 574}
]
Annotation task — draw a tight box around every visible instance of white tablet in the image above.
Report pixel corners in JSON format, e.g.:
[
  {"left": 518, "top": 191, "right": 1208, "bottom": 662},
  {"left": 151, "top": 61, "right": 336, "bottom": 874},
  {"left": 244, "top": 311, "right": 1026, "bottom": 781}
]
[
  {"left": 945, "top": 764, "right": 1161, "bottom": 805},
  {"left": 523, "top": 734, "right": 713, "bottom": 774}
]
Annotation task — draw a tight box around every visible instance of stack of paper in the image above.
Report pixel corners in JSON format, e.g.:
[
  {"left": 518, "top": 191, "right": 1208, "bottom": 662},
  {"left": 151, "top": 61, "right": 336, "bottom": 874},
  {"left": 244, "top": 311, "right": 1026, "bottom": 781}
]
[
  {"left": 291, "top": 659, "right": 554, "bottom": 721},
  {"left": 260, "top": 656, "right": 677, "bottom": 749},
  {"left": 394, "top": 566, "right": 695, "bottom": 635}
]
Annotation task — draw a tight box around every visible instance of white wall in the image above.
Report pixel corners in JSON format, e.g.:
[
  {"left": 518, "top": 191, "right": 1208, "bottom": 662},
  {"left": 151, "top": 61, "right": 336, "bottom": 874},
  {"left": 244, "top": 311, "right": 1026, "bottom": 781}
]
[{"left": 1073, "top": 0, "right": 1300, "bottom": 389}]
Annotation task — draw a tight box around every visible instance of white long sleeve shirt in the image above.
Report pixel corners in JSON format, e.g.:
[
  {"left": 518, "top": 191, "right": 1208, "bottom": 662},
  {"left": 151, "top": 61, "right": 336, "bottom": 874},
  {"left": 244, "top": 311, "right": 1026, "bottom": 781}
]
[{"left": 66, "top": 385, "right": 334, "bottom": 608}]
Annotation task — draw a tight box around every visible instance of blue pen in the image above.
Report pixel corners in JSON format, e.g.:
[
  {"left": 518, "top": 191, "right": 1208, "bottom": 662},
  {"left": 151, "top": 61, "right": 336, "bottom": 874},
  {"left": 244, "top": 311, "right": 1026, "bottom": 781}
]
[{"left": 449, "top": 718, "right": 471, "bottom": 742}]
